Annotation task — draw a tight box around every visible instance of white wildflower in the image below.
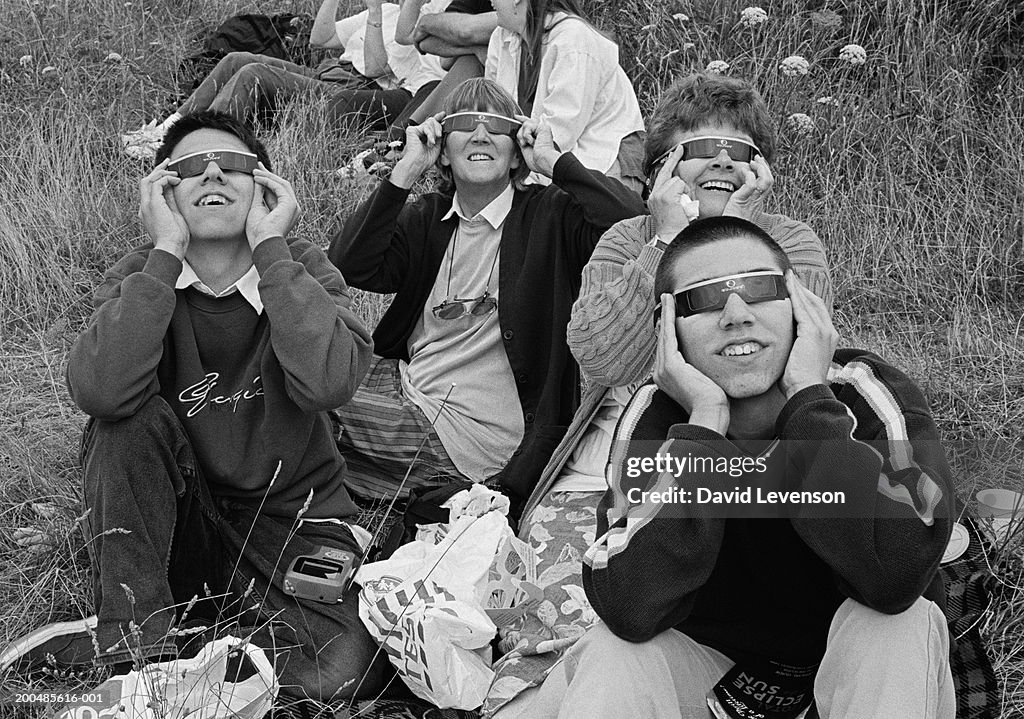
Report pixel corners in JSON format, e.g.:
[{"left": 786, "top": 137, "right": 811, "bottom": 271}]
[
  {"left": 104, "top": 52, "right": 123, "bottom": 63},
  {"left": 839, "top": 43, "right": 867, "bottom": 65},
  {"left": 706, "top": 60, "right": 730, "bottom": 74},
  {"left": 673, "top": 12, "right": 689, "bottom": 22},
  {"left": 786, "top": 113, "right": 815, "bottom": 135},
  {"left": 739, "top": 7, "right": 768, "bottom": 28},
  {"left": 120, "top": 582, "right": 136, "bottom": 605},
  {"left": 816, "top": 96, "right": 840, "bottom": 106},
  {"left": 41, "top": 65, "right": 58, "bottom": 77},
  {"left": 779, "top": 55, "right": 809, "bottom": 77},
  {"left": 19, "top": 55, "right": 33, "bottom": 67},
  {"left": 810, "top": 9, "right": 842, "bottom": 31}
]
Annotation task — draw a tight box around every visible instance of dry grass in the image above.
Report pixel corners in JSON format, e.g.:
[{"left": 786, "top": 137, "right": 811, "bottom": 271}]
[{"left": 0, "top": 0, "right": 1022, "bottom": 715}]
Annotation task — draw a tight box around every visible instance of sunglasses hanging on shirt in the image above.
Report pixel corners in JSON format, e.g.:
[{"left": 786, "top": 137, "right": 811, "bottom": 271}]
[
  {"left": 167, "top": 149, "right": 259, "bottom": 178},
  {"left": 432, "top": 292, "right": 498, "bottom": 320},
  {"left": 431, "top": 227, "right": 501, "bottom": 320}
]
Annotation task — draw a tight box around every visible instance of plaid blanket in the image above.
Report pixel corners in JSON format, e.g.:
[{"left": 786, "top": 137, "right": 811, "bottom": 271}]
[{"left": 942, "top": 517, "right": 1001, "bottom": 718}]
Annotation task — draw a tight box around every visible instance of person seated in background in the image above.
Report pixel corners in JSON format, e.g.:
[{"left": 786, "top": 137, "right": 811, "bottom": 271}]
[
  {"left": 394, "top": 0, "right": 497, "bottom": 128},
  {"left": 485, "top": 0, "right": 646, "bottom": 190},
  {"left": 498, "top": 216, "right": 955, "bottom": 719},
  {"left": 12, "top": 111, "right": 389, "bottom": 702},
  {"left": 327, "top": 78, "right": 645, "bottom": 516},
  {"left": 122, "top": 0, "right": 446, "bottom": 157},
  {"left": 480, "top": 71, "right": 833, "bottom": 717}
]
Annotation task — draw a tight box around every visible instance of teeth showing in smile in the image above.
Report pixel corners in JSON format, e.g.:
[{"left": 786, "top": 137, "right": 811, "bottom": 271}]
[
  {"left": 468, "top": 154, "right": 493, "bottom": 161},
  {"left": 198, "top": 195, "right": 228, "bottom": 207},
  {"left": 701, "top": 180, "right": 737, "bottom": 192},
  {"left": 722, "top": 342, "right": 762, "bottom": 357}
]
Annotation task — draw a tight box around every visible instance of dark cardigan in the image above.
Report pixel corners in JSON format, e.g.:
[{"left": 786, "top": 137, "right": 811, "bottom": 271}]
[{"left": 328, "top": 153, "right": 645, "bottom": 511}]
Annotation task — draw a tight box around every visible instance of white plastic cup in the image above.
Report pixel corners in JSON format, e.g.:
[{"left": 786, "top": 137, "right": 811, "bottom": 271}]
[{"left": 976, "top": 489, "right": 1024, "bottom": 543}]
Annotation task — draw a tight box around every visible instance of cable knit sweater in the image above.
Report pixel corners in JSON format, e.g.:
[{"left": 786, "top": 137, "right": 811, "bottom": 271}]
[{"left": 567, "top": 212, "right": 833, "bottom": 388}]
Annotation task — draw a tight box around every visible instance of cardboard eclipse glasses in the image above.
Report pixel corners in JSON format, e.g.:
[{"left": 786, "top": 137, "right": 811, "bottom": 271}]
[
  {"left": 656, "top": 271, "right": 789, "bottom": 321},
  {"left": 653, "top": 136, "right": 762, "bottom": 169},
  {"left": 441, "top": 112, "right": 523, "bottom": 138},
  {"left": 167, "top": 149, "right": 259, "bottom": 178}
]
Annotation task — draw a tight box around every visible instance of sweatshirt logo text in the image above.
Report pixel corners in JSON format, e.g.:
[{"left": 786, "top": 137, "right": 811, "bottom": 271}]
[{"left": 178, "top": 372, "right": 263, "bottom": 417}]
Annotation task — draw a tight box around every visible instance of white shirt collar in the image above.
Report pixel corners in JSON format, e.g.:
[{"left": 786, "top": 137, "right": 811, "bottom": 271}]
[
  {"left": 442, "top": 183, "right": 515, "bottom": 229},
  {"left": 175, "top": 260, "right": 263, "bottom": 314}
]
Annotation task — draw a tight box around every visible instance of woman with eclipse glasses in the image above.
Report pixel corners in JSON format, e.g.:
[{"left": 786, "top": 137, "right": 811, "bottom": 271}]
[
  {"left": 566, "top": 72, "right": 834, "bottom": 390},
  {"left": 327, "top": 78, "right": 644, "bottom": 513}
]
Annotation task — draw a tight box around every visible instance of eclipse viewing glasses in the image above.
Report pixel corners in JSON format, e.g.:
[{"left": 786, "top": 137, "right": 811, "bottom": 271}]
[
  {"left": 658, "top": 271, "right": 789, "bottom": 319},
  {"left": 441, "top": 112, "right": 523, "bottom": 138},
  {"left": 168, "top": 149, "right": 259, "bottom": 178}
]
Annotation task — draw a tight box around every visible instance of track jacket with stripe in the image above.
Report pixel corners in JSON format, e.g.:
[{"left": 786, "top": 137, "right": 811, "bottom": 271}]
[{"left": 582, "top": 348, "right": 954, "bottom": 669}]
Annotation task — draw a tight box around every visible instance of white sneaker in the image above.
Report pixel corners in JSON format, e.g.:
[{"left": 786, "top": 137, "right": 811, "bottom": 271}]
[
  {"left": 121, "top": 120, "right": 166, "bottom": 160},
  {"left": 0, "top": 614, "right": 99, "bottom": 673}
]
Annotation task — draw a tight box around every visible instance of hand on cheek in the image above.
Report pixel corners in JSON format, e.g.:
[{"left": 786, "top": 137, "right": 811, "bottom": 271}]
[
  {"left": 140, "top": 159, "right": 189, "bottom": 259},
  {"left": 246, "top": 163, "right": 299, "bottom": 249},
  {"left": 654, "top": 293, "right": 730, "bottom": 434},
  {"left": 723, "top": 155, "right": 773, "bottom": 220},
  {"left": 779, "top": 271, "right": 838, "bottom": 399}
]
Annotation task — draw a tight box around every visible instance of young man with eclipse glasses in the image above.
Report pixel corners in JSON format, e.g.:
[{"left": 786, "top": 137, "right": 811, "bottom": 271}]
[
  {"left": 23, "top": 111, "right": 391, "bottom": 700},
  {"left": 328, "top": 77, "right": 644, "bottom": 516},
  {"left": 498, "top": 216, "right": 955, "bottom": 719}
]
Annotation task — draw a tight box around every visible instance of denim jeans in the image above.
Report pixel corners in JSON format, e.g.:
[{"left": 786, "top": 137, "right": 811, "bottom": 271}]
[
  {"left": 178, "top": 51, "right": 412, "bottom": 130},
  {"left": 80, "top": 396, "right": 392, "bottom": 701}
]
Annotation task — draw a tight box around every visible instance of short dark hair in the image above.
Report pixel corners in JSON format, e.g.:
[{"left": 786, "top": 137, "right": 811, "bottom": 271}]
[
  {"left": 154, "top": 111, "right": 272, "bottom": 171},
  {"left": 437, "top": 78, "right": 529, "bottom": 192},
  {"left": 644, "top": 74, "right": 776, "bottom": 177},
  {"left": 654, "top": 216, "right": 792, "bottom": 298}
]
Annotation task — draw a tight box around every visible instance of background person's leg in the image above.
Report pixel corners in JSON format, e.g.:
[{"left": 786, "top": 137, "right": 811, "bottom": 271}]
[
  {"left": 178, "top": 52, "right": 315, "bottom": 116},
  {"left": 205, "top": 62, "right": 331, "bottom": 127},
  {"left": 814, "top": 597, "right": 955, "bottom": 719},
  {"left": 325, "top": 87, "right": 413, "bottom": 132},
  {"left": 406, "top": 55, "right": 483, "bottom": 126},
  {"left": 383, "top": 80, "right": 440, "bottom": 141}
]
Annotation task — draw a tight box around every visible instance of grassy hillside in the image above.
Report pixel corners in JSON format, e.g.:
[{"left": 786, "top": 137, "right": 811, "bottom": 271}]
[{"left": 0, "top": 0, "right": 1021, "bottom": 715}]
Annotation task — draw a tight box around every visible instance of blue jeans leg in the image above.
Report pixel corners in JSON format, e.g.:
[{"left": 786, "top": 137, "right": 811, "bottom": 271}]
[
  {"left": 179, "top": 51, "right": 315, "bottom": 118},
  {"left": 81, "top": 396, "right": 390, "bottom": 698},
  {"left": 81, "top": 396, "right": 226, "bottom": 665}
]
